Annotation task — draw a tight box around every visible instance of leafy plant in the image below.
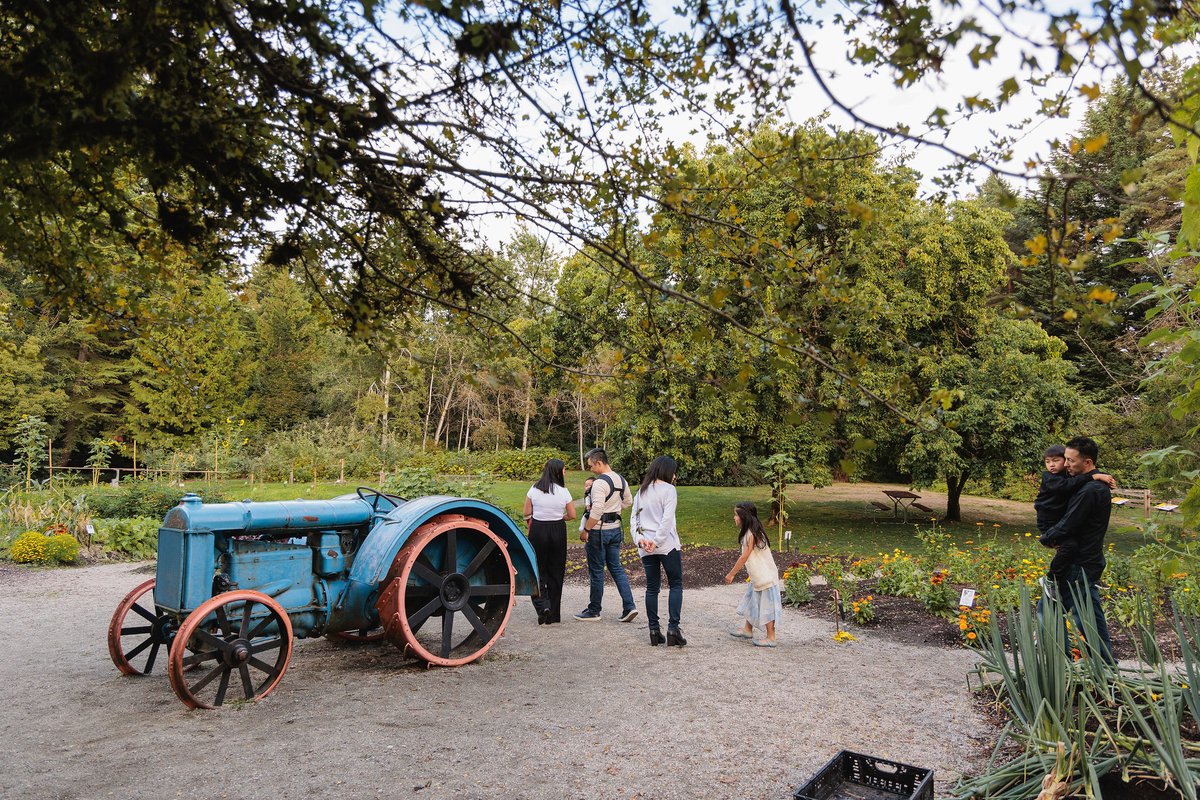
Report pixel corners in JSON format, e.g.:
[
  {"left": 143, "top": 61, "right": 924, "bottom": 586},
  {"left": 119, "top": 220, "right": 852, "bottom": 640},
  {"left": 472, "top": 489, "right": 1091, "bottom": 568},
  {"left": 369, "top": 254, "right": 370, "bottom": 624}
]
[
  {"left": 877, "top": 550, "right": 925, "bottom": 598},
  {"left": 782, "top": 562, "right": 813, "bottom": 606},
  {"left": 92, "top": 517, "right": 160, "bottom": 559},
  {"left": 849, "top": 595, "right": 875, "bottom": 626},
  {"left": 957, "top": 585, "right": 1199, "bottom": 800},
  {"left": 14, "top": 415, "right": 48, "bottom": 490},
  {"left": 921, "top": 570, "right": 956, "bottom": 615},
  {"left": 86, "top": 482, "right": 223, "bottom": 520}
]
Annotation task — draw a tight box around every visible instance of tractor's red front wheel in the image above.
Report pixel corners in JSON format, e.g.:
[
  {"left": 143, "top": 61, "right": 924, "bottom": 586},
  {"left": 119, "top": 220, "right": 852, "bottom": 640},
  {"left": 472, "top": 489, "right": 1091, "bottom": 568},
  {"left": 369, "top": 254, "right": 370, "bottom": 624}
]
[
  {"left": 166, "top": 590, "right": 293, "bottom": 709},
  {"left": 376, "top": 514, "right": 515, "bottom": 667},
  {"left": 108, "top": 579, "right": 176, "bottom": 676}
]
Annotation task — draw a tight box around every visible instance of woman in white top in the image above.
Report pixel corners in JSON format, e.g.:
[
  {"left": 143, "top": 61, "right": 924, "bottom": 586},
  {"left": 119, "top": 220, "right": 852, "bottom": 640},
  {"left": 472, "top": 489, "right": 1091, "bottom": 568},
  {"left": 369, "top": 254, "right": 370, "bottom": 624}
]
[
  {"left": 631, "top": 455, "right": 685, "bottom": 646},
  {"left": 524, "top": 458, "right": 575, "bottom": 625}
]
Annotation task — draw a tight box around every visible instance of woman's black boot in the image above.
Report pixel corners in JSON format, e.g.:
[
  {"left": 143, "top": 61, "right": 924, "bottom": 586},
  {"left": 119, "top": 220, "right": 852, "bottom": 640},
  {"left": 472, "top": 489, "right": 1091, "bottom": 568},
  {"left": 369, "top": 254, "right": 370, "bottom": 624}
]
[
  {"left": 649, "top": 628, "right": 666, "bottom": 646},
  {"left": 666, "top": 628, "right": 687, "bottom": 647}
]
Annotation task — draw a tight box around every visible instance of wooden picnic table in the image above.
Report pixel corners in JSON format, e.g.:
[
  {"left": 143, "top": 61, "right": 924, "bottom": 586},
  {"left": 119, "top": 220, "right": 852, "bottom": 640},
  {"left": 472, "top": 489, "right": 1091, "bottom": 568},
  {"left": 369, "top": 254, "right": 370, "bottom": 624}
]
[{"left": 882, "top": 490, "right": 921, "bottom": 522}]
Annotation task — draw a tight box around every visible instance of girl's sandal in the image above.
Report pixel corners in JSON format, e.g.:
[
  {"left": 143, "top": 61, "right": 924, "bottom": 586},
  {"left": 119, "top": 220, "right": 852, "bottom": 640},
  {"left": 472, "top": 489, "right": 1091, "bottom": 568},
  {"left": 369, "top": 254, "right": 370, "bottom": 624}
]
[
  {"left": 729, "top": 630, "right": 754, "bottom": 639},
  {"left": 752, "top": 639, "right": 778, "bottom": 647}
]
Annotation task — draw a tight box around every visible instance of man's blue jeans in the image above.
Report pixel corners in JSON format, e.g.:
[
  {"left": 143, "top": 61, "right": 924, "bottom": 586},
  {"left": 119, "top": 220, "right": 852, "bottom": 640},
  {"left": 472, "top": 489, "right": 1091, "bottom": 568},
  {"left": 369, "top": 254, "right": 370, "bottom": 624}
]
[
  {"left": 585, "top": 527, "right": 636, "bottom": 615},
  {"left": 642, "top": 549, "right": 683, "bottom": 631}
]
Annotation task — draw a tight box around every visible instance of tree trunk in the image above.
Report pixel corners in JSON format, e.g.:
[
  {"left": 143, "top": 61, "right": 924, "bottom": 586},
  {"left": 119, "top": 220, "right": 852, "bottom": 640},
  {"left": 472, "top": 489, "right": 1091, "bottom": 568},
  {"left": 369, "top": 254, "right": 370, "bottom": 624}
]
[
  {"left": 576, "top": 388, "right": 585, "bottom": 465},
  {"left": 381, "top": 362, "right": 391, "bottom": 449},
  {"left": 421, "top": 356, "right": 436, "bottom": 452},
  {"left": 464, "top": 395, "right": 473, "bottom": 450},
  {"left": 432, "top": 379, "right": 456, "bottom": 448},
  {"left": 521, "top": 376, "right": 532, "bottom": 450},
  {"left": 945, "top": 471, "right": 969, "bottom": 522}
]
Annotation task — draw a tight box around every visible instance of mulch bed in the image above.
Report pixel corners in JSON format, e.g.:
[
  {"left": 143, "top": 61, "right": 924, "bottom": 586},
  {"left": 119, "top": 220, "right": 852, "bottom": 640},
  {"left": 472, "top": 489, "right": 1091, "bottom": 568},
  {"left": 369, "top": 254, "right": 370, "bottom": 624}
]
[{"left": 563, "top": 544, "right": 1186, "bottom": 658}]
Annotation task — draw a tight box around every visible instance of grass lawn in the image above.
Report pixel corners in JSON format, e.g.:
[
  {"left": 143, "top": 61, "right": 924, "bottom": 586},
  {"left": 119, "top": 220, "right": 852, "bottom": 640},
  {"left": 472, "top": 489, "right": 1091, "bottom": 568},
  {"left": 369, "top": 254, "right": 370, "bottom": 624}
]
[{"left": 163, "top": 472, "right": 1171, "bottom": 558}]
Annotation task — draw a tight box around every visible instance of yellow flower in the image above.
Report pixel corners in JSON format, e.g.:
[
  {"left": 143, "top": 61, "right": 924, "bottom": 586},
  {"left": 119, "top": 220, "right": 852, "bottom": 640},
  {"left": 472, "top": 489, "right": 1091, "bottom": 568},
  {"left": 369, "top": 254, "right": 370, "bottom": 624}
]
[
  {"left": 975, "top": 522, "right": 984, "bottom": 526},
  {"left": 967, "top": 632, "right": 977, "bottom": 640},
  {"left": 833, "top": 631, "right": 857, "bottom": 643},
  {"left": 1024, "top": 533, "right": 1032, "bottom": 537}
]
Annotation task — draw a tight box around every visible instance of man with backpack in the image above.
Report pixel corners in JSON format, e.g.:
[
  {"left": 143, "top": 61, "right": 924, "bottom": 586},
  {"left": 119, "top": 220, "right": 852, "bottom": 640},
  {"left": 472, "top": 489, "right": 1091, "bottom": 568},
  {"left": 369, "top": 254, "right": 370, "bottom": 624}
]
[{"left": 575, "top": 448, "right": 638, "bottom": 622}]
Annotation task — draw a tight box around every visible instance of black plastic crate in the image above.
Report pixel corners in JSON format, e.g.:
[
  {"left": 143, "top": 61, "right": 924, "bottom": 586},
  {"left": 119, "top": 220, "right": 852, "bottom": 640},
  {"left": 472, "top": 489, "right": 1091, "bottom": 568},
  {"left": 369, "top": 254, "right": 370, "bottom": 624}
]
[{"left": 794, "top": 751, "right": 933, "bottom": 800}]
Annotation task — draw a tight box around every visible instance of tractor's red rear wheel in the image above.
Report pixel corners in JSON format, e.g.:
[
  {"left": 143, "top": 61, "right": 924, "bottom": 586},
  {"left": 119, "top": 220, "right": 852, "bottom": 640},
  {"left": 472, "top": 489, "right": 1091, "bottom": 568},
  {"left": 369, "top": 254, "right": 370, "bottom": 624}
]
[
  {"left": 166, "top": 590, "right": 293, "bottom": 709},
  {"left": 376, "top": 514, "right": 515, "bottom": 667},
  {"left": 108, "top": 579, "right": 176, "bottom": 676}
]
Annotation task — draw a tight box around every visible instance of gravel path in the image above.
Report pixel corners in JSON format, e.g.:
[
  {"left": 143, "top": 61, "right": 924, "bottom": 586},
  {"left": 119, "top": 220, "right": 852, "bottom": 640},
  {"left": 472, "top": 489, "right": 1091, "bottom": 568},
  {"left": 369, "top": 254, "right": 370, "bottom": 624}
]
[{"left": 0, "top": 563, "right": 994, "bottom": 799}]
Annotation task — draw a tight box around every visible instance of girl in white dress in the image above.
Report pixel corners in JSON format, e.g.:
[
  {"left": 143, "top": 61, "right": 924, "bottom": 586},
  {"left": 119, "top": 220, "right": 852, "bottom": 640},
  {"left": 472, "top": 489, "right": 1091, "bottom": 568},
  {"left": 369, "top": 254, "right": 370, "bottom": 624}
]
[{"left": 723, "top": 501, "right": 782, "bottom": 647}]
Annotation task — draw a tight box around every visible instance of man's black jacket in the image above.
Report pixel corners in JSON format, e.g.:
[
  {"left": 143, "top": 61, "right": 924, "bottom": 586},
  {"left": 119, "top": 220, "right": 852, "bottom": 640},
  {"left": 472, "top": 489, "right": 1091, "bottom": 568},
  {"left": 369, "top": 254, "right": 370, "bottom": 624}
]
[{"left": 1040, "top": 469, "right": 1112, "bottom": 583}]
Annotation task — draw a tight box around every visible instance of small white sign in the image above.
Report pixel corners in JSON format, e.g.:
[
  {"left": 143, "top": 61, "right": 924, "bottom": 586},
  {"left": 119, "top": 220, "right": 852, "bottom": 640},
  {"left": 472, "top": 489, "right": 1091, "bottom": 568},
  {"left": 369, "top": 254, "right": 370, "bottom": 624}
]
[
  {"left": 959, "top": 588, "right": 976, "bottom": 608},
  {"left": 85, "top": 522, "right": 95, "bottom": 536}
]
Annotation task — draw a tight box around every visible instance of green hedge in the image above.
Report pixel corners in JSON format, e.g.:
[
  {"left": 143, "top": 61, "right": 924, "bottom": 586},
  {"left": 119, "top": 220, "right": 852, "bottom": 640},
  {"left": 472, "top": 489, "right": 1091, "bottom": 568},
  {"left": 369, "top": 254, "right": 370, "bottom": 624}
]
[{"left": 86, "top": 481, "right": 228, "bottom": 520}]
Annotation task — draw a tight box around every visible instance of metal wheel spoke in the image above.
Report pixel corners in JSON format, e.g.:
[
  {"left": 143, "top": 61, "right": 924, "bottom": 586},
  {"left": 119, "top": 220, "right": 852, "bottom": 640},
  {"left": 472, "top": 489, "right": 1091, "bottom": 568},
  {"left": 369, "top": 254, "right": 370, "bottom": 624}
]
[
  {"left": 189, "top": 663, "right": 227, "bottom": 694},
  {"left": 121, "top": 624, "right": 153, "bottom": 635},
  {"left": 246, "top": 615, "right": 275, "bottom": 640},
  {"left": 440, "top": 610, "right": 454, "bottom": 659},
  {"left": 408, "top": 596, "right": 442, "bottom": 630},
  {"left": 239, "top": 600, "right": 253, "bottom": 637},
  {"left": 249, "top": 637, "right": 285, "bottom": 654},
  {"left": 194, "top": 628, "right": 229, "bottom": 651},
  {"left": 130, "top": 603, "right": 157, "bottom": 623},
  {"left": 238, "top": 664, "right": 254, "bottom": 698},
  {"left": 469, "top": 584, "right": 512, "bottom": 596},
  {"left": 247, "top": 655, "right": 281, "bottom": 676},
  {"left": 214, "top": 670, "right": 230, "bottom": 706},
  {"left": 144, "top": 642, "right": 161, "bottom": 673},
  {"left": 463, "top": 541, "right": 497, "bottom": 578},
  {"left": 412, "top": 561, "right": 442, "bottom": 586},
  {"left": 182, "top": 648, "right": 220, "bottom": 668},
  {"left": 124, "top": 638, "right": 153, "bottom": 661},
  {"left": 461, "top": 604, "right": 493, "bottom": 641},
  {"left": 445, "top": 530, "right": 457, "bottom": 572},
  {"left": 215, "top": 606, "right": 234, "bottom": 638}
]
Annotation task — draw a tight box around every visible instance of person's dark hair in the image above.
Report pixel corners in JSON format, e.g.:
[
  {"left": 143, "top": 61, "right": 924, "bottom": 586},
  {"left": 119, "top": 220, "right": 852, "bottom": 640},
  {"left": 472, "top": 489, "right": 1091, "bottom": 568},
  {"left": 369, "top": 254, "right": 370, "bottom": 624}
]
[
  {"left": 584, "top": 447, "right": 608, "bottom": 468},
  {"left": 639, "top": 456, "right": 678, "bottom": 492},
  {"left": 1043, "top": 444, "right": 1066, "bottom": 459},
  {"left": 534, "top": 458, "right": 566, "bottom": 494},
  {"left": 1065, "top": 436, "right": 1099, "bottom": 464},
  {"left": 735, "top": 501, "right": 769, "bottom": 550}
]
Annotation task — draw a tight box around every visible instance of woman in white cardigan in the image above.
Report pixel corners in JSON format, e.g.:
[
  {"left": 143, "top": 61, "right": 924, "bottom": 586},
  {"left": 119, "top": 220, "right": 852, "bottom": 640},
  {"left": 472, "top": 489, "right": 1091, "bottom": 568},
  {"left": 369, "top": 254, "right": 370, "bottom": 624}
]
[{"left": 630, "top": 456, "right": 685, "bottom": 647}]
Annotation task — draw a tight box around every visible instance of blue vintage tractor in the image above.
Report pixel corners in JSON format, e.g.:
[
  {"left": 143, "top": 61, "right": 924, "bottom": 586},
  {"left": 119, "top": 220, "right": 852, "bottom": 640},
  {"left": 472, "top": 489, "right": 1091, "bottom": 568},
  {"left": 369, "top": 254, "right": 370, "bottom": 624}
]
[{"left": 106, "top": 489, "right": 538, "bottom": 709}]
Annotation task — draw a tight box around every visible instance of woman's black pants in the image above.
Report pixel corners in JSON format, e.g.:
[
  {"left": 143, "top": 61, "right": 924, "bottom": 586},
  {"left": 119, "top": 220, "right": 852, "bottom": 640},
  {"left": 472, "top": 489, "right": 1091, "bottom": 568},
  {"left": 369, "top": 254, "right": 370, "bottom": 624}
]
[{"left": 528, "top": 519, "right": 567, "bottom": 623}]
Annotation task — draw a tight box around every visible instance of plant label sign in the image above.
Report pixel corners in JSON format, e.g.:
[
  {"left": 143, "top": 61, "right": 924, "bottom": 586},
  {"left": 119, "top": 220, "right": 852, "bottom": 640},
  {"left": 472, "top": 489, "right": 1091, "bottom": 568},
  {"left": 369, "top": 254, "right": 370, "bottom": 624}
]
[{"left": 959, "top": 588, "right": 976, "bottom": 608}]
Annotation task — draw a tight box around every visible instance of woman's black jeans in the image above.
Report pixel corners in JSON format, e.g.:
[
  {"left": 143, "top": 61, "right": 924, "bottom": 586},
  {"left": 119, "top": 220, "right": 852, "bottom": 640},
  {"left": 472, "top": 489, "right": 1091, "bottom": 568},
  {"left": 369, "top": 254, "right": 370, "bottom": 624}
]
[
  {"left": 528, "top": 519, "right": 567, "bottom": 623},
  {"left": 641, "top": 548, "right": 683, "bottom": 631}
]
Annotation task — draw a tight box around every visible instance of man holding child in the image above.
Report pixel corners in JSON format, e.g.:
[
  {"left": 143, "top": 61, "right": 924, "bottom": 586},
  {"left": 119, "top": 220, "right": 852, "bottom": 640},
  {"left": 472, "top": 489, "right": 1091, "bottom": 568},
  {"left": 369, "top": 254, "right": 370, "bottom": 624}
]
[{"left": 1038, "top": 436, "right": 1117, "bottom": 663}]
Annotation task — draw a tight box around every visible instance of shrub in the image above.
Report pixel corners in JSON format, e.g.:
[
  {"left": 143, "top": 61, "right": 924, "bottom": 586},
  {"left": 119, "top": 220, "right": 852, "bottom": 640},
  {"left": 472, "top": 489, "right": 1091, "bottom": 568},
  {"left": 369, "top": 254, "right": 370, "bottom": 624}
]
[
  {"left": 44, "top": 534, "right": 80, "bottom": 564},
  {"left": 476, "top": 448, "right": 571, "bottom": 480},
  {"left": 850, "top": 595, "right": 875, "bottom": 626},
  {"left": 877, "top": 550, "right": 925, "bottom": 598},
  {"left": 87, "top": 482, "right": 226, "bottom": 520},
  {"left": 92, "top": 517, "right": 160, "bottom": 559},
  {"left": 1170, "top": 573, "right": 1200, "bottom": 618},
  {"left": 383, "top": 467, "right": 445, "bottom": 498},
  {"left": 921, "top": 570, "right": 957, "bottom": 615},
  {"left": 957, "top": 606, "right": 991, "bottom": 647},
  {"left": 9, "top": 531, "right": 49, "bottom": 563},
  {"left": 782, "top": 562, "right": 813, "bottom": 606}
]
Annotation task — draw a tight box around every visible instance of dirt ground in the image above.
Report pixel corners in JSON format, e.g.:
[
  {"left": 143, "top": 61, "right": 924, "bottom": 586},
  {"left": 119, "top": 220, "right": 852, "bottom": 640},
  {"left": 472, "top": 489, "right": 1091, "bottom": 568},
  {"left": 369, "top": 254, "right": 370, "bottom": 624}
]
[{"left": 0, "top": 562, "right": 995, "bottom": 800}]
